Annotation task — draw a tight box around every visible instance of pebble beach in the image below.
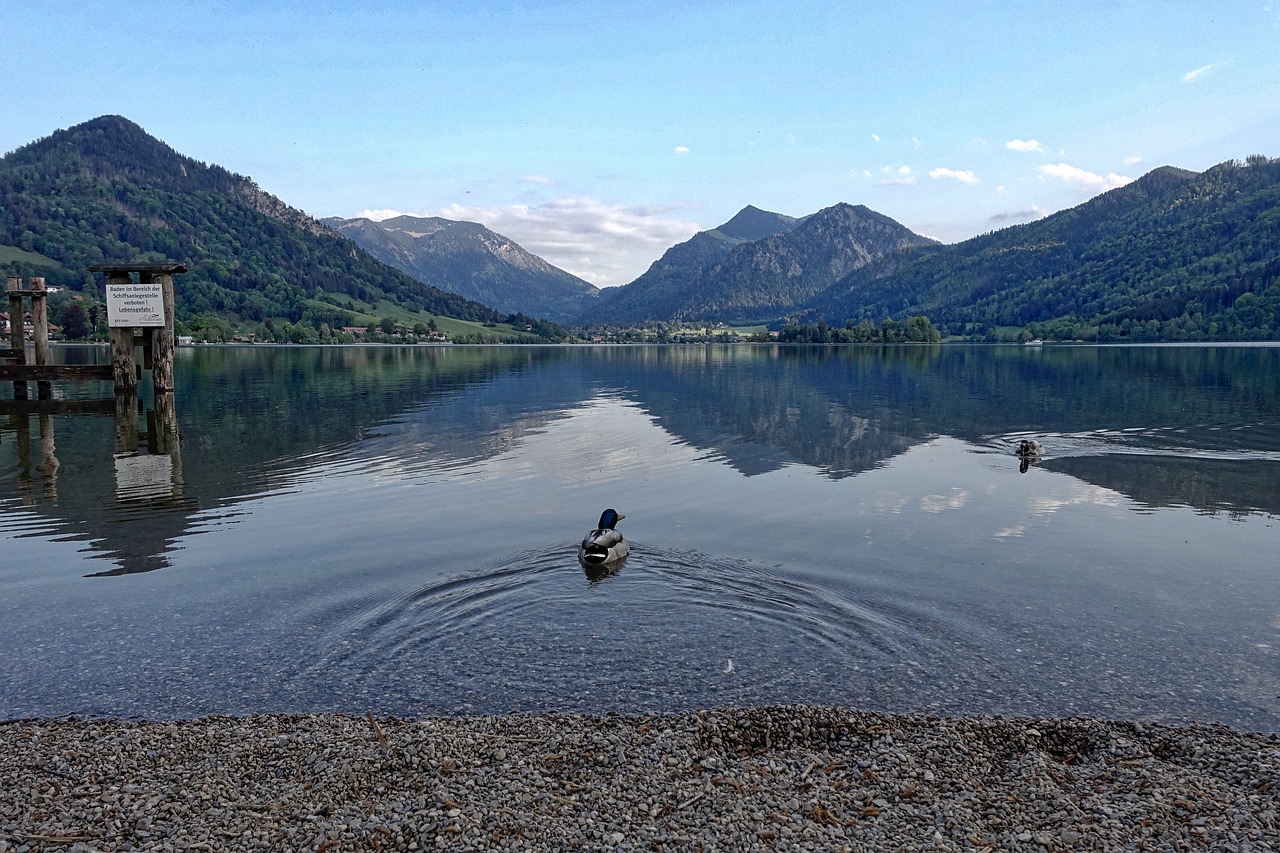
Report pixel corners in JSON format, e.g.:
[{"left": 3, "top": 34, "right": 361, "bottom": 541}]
[{"left": 2, "top": 706, "right": 1277, "bottom": 851}]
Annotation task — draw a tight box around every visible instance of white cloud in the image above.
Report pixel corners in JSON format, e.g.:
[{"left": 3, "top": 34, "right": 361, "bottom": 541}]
[
  {"left": 674, "top": 146, "right": 690, "bottom": 154},
  {"left": 870, "top": 164, "right": 915, "bottom": 185},
  {"left": 1124, "top": 155, "right": 1143, "bottom": 166},
  {"left": 929, "top": 167, "right": 979, "bottom": 185},
  {"left": 361, "top": 198, "right": 701, "bottom": 288},
  {"left": 360, "top": 209, "right": 411, "bottom": 221},
  {"left": 871, "top": 134, "right": 881, "bottom": 142},
  {"left": 920, "top": 489, "right": 970, "bottom": 513},
  {"left": 989, "top": 205, "right": 1050, "bottom": 224},
  {"left": 1182, "top": 64, "right": 1220, "bottom": 84},
  {"left": 1038, "top": 162, "right": 1133, "bottom": 193},
  {"left": 1006, "top": 139, "right": 1047, "bottom": 154}
]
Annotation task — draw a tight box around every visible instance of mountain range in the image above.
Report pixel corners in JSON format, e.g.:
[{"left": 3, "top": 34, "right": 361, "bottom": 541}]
[
  {"left": 321, "top": 214, "right": 600, "bottom": 324},
  {"left": 592, "top": 160, "right": 1279, "bottom": 339},
  {"left": 585, "top": 203, "right": 937, "bottom": 325},
  {"left": 0, "top": 115, "right": 563, "bottom": 341},
  {"left": 801, "top": 160, "right": 1280, "bottom": 339},
  {"left": 1, "top": 115, "right": 1277, "bottom": 341}
]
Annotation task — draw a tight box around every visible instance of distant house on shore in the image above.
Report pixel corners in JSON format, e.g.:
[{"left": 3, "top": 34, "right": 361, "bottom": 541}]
[{"left": 1, "top": 311, "right": 58, "bottom": 340}]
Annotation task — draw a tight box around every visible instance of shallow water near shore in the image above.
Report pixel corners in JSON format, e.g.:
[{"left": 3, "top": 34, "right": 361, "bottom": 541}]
[{"left": 2, "top": 343, "right": 1278, "bottom": 730}]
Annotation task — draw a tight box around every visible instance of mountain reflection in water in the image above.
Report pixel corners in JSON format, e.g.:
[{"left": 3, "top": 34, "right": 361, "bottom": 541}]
[{"left": 2, "top": 344, "right": 1277, "bottom": 729}]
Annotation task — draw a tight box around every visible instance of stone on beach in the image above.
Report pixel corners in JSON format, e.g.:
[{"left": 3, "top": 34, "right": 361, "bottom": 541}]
[{"left": 1, "top": 705, "right": 1276, "bottom": 851}]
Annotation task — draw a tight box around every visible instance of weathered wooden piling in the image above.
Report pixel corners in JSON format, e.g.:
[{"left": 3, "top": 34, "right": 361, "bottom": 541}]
[
  {"left": 4, "top": 275, "right": 29, "bottom": 399},
  {"left": 3, "top": 275, "right": 60, "bottom": 399},
  {"left": 30, "top": 278, "right": 52, "bottom": 399},
  {"left": 90, "top": 263, "right": 185, "bottom": 394}
]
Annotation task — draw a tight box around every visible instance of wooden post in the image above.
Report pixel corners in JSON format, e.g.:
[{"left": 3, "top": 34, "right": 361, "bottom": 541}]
[
  {"left": 150, "top": 391, "right": 180, "bottom": 455},
  {"left": 150, "top": 272, "right": 176, "bottom": 392},
  {"left": 107, "top": 272, "right": 138, "bottom": 394},
  {"left": 14, "top": 411, "right": 33, "bottom": 499},
  {"left": 6, "top": 276, "right": 26, "bottom": 400},
  {"left": 152, "top": 391, "right": 184, "bottom": 498},
  {"left": 37, "top": 412, "right": 59, "bottom": 500},
  {"left": 30, "top": 277, "right": 52, "bottom": 400},
  {"left": 114, "top": 390, "right": 140, "bottom": 454}
]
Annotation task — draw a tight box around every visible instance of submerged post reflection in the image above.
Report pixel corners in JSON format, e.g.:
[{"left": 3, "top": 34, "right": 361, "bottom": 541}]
[{"left": 113, "top": 391, "right": 185, "bottom": 505}]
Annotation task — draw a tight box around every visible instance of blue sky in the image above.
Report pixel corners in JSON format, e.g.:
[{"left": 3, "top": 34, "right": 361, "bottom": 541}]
[{"left": 4, "top": 1, "right": 1279, "bottom": 286}]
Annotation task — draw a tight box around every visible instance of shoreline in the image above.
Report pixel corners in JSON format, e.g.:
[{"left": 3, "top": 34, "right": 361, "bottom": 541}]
[{"left": 2, "top": 705, "right": 1276, "bottom": 851}]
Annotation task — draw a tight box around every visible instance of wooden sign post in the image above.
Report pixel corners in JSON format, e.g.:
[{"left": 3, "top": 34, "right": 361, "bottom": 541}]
[
  {"left": 3, "top": 263, "right": 183, "bottom": 402},
  {"left": 90, "top": 263, "right": 185, "bottom": 394}
]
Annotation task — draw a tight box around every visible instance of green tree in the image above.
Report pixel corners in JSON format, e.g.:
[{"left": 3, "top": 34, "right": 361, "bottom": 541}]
[{"left": 60, "top": 302, "right": 89, "bottom": 339}]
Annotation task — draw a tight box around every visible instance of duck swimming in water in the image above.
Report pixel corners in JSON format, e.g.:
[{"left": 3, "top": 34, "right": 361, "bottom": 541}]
[
  {"left": 1016, "top": 439, "right": 1044, "bottom": 473},
  {"left": 1016, "top": 439, "right": 1045, "bottom": 457},
  {"left": 578, "top": 508, "right": 629, "bottom": 566}
]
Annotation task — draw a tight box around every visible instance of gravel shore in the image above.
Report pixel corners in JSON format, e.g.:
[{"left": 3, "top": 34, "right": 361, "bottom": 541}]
[{"left": 1, "top": 706, "right": 1276, "bottom": 851}]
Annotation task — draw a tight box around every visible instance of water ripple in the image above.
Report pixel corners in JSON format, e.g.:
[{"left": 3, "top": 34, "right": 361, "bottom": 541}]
[
  {"left": 985, "top": 427, "right": 1280, "bottom": 462},
  {"left": 292, "top": 544, "right": 954, "bottom": 715}
]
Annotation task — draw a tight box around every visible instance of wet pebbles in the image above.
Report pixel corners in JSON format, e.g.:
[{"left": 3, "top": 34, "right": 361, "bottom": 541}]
[{"left": 2, "top": 706, "right": 1276, "bottom": 851}]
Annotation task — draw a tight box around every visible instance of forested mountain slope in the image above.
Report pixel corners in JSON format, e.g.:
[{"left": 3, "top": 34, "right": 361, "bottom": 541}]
[
  {"left": 806, "top": 158, "right": 1280, "bottom": 340},
  {"left": 0, "top": 115, "right": 547, "bottom": 337}
]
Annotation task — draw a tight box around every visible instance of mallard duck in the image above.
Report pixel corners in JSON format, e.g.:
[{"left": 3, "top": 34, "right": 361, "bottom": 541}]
[
  {"left": 1016, "top": 439, "right": 1045, "bottom": 457},
  {"left": 578, "top": 508, "right": 629, "bottom": 566}
]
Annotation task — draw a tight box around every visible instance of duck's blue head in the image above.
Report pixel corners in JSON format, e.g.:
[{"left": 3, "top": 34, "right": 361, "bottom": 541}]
[{"left": 597, "top": 508, "right": 624, "bottom": 529}]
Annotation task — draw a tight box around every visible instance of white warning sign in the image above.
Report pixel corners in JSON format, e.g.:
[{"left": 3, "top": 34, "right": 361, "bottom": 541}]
[{"left": 106, "top": 282, "right": 166, "bottom": 328}]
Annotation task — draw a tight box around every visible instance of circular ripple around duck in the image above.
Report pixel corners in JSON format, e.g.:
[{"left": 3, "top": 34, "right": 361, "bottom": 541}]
[{"left": 295, "top": 544, "right": 952, "bottom": 716}]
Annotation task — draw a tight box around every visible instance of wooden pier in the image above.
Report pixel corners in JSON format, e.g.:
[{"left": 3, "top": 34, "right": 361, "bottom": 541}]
[
  {"left": 3, "top": 265, "right": 188, "bottom": 544},
  {"left": 2, "top": 263, "right": 185, "bottom": 399}
]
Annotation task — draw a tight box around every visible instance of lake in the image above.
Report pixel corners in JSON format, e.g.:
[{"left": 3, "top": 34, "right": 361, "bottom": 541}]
[{"left": 2, "top": 343, "right": 1278, "bottom": 731}]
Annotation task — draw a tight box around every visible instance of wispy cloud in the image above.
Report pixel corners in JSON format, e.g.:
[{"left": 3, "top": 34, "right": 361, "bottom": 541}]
[
  {"left": 674, "top": 146, "right": 690, "bottom": 154},
  {"left": 929, "top": 167, "right": 979, "bottom": 185},
  {"left": 1182, "top": 63, "right": 1221, "bottom": 84},
  {"left": 1038, "top": 163, "right": 1133, "bottom": 193},
  {"left": 1124, "top": 155, "right": 1143, "bottom": 166},
  {"left": 989, "top": 205, "right": 1050, "bottom": 224},
  {"left": 1006, "top": 139, "right": 1047, "bottom": 154},
  {"left": 874, "top": 164, "right": 917, "bottom": 186},
  {"left": 361, "top": 198, "right": 700, "bottom": 288}
]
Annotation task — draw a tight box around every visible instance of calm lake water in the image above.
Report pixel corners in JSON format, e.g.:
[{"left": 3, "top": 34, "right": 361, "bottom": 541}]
[{"left": 2, "top": 344, "right": 1278, "bottom": 731}]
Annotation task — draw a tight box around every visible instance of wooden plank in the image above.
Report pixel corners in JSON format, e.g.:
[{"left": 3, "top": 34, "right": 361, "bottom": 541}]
[
  {"left": 0, "top": 364, "right": 114, "bottom": 380},
  {"left": 89, "top": 263, "right": 187, "bottom": 275}
]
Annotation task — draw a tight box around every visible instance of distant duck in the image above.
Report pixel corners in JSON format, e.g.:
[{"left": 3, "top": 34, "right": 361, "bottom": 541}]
[
  {"left": 1016, "top": 439, "right": 1045, "bottom": 458},
  {"left": 578, "top": 508, "right": 629, "bottom": 567}
]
